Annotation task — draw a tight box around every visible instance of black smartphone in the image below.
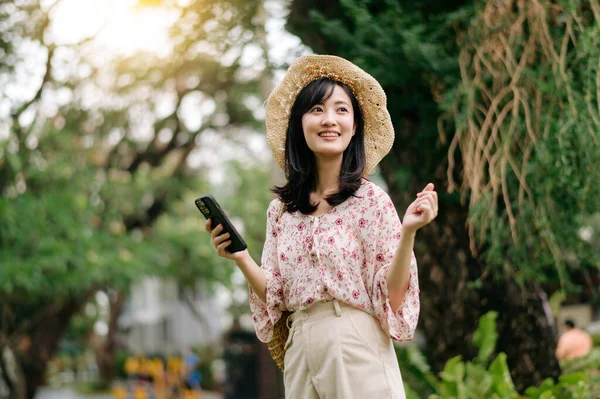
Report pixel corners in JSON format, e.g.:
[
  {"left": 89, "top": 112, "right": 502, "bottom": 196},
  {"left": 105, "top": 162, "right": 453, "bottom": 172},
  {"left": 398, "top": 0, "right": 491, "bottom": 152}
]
[{"left": 195, "top": 194, "right": 248, "bottom": 253}]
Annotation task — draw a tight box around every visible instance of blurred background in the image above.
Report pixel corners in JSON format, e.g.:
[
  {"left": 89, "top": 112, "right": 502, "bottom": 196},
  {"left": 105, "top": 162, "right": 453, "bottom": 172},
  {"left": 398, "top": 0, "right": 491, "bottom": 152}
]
[{"left": 0, "top": 0, "right": 599, "bottom": 398}]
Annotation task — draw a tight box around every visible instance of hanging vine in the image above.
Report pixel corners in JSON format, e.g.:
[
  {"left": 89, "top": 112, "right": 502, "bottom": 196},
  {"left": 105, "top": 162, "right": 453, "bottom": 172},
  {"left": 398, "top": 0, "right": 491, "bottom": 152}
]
[{"left": 443, "top": 0, "right": 600, "bottom": 286}]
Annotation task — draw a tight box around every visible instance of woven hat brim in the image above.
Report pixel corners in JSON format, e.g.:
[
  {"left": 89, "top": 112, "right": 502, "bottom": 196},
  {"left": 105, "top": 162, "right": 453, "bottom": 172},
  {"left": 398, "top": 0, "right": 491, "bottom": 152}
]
[{"left": 265, "top": 55, "right": 394, "bottom": 176}]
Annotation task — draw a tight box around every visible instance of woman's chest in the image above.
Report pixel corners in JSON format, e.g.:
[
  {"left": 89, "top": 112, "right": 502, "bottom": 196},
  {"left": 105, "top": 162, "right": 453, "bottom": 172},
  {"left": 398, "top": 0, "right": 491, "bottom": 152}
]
[{"left": 275, "top": 211, "right": 374, "bottom": 276}]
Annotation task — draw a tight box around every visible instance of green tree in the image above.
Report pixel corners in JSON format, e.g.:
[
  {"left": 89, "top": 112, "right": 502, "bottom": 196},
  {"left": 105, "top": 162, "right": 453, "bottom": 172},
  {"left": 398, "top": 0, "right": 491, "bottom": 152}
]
[
  {"left": 0, "top": 0, "right": 273, "bottom": 396},
  {"left": 446, "top": 0, "right": 600, "bottom": 290}
]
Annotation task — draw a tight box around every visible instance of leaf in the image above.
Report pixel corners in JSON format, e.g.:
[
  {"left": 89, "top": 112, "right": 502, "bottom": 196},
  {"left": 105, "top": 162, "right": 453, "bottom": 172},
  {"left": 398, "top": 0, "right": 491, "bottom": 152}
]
[
  {"left": 439, "top": 356, "right": 465, "bottom": 382},
  {"left": 465, "top": 362, "right": 492, "bottom": 397},
  {"left": 557, "top": 372, "right": 587, "bottom": 386},
  {"left": 524, "top": 378, "right": 556, "bottom": 398},
  {"left": 438, "top": 356, "right": 466, "bottom": 399},
  {"left": 489, "top": 353, "right": 517, "bottom": 398},
  {"left": 473, "top": 311, "right": 499, "bottom": 363}
]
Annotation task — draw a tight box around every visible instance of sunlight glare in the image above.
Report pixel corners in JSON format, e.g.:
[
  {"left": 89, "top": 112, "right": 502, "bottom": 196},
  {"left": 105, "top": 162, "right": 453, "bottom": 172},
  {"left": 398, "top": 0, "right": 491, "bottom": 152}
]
[{"left": 49, "top": 0, "right": 177, "bottom": 57}]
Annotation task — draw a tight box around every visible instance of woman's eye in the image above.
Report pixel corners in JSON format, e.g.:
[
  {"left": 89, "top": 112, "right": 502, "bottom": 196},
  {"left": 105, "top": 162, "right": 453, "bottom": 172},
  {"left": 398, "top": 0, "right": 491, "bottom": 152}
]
[
  {"left": 338, "top": 107, "right": 348, "bottom": 112},
  {"left": 311, "top": 107, "right": 323, "bottom": 112}
]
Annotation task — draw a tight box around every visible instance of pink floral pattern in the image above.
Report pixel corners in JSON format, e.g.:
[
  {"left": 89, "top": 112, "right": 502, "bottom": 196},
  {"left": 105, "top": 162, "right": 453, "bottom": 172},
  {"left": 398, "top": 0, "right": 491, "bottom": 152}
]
[{"left": 249, "top": 181, "right": 420, "bottom": 343}]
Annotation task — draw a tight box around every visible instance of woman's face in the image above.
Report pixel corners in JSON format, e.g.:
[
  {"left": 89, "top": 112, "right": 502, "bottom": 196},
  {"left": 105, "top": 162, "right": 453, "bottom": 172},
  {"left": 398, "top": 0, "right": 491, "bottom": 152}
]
[{"left": 301, "top": 84, "right": 356, "bottom": 161}]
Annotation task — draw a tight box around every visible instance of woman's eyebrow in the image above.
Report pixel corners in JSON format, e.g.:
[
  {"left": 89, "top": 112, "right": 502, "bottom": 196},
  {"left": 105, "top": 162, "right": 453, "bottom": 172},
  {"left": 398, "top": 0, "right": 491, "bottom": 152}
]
[
  {"left": 333, "top": 100, "right": 351, "bottom": 106},
  {"left": 313, "top": 100, "right": 351, "bottom": 107}
]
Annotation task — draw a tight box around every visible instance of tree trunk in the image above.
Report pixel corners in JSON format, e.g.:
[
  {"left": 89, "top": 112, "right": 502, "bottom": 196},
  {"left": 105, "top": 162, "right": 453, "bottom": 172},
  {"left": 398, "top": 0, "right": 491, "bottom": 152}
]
[
  {"left": 287, "top": 0, "right": 562, "bottom": 390},
  {"left": 95, "top": 289, "right": 126, "bottom": 387},
  {"left": 481, "top": 280, "right": 561, "bottom": 391},
  {"left": 19, "top": 294, "right": 91, "bottom": 399},
  {"left": 0, "top": 343, "right": 27, "bottom": 399}
]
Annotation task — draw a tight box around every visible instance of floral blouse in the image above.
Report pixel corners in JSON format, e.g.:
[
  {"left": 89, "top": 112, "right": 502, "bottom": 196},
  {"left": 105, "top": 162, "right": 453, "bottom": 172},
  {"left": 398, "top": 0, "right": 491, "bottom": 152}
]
[{"left": 249, "top": 180, "right": 420, "bottom": 343}]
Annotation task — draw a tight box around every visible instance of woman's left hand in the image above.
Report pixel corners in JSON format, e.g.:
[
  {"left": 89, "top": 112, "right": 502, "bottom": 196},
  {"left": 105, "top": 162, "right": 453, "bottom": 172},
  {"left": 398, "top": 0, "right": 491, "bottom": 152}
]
[{"left": 402, "top": 183, "right": 438, "bottom": 235}]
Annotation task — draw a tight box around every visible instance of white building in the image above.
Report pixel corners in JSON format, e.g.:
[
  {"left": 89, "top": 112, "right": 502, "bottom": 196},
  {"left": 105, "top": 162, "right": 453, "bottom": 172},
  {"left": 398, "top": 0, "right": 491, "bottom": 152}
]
[{"left": 118, "top": 277, "right": 225, "bottom": 355}]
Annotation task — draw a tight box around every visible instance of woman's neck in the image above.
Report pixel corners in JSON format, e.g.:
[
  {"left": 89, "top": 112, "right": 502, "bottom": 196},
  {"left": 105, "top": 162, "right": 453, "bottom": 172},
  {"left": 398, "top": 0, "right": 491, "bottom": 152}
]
[{"left": 314, "top": 157, "right": 342, "bottom": 196}]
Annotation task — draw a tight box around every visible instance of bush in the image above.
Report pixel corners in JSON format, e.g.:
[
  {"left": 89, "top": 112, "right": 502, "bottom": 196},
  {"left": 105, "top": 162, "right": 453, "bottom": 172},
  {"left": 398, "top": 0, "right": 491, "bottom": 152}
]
[
  {"left": 399, "top": 312, "right": 600, "bottom": 398},
  {"left": 114, "top": 350, "right": 131, "bottom": 379}
]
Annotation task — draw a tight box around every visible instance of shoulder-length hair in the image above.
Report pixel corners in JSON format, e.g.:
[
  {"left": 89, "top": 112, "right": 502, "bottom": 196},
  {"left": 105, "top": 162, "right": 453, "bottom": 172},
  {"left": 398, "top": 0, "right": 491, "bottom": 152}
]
[{"left": 272, "top": 78, "right": 366, "bottom": 214}]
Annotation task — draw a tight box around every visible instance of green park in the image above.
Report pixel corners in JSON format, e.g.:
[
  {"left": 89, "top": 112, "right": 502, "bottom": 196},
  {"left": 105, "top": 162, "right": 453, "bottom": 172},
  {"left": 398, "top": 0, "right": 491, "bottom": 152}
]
[{"left": 1, "top": 0, "right": 599, "bottom": 398}]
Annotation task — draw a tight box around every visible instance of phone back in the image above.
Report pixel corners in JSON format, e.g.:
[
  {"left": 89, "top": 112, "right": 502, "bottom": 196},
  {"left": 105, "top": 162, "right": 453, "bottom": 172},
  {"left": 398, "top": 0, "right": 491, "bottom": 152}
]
[{"left": 195, "top": 195, "right": 247, "bottom": 253}]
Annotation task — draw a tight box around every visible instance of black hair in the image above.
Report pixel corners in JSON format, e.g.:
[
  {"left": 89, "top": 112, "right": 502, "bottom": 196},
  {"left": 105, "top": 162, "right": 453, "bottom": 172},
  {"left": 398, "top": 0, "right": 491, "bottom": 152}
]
[
  {"left": 272, "top": 78, "right": 366, "bottom": 214},
  {"left": 564, "top": 319, "right": 575, "bottom": 329}
]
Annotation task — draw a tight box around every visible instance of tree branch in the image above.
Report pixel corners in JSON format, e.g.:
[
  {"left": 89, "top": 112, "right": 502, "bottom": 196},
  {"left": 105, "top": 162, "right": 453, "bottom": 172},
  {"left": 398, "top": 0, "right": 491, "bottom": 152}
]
[{"left": 11, "top": 45, "right": 55, "bottom": 139}]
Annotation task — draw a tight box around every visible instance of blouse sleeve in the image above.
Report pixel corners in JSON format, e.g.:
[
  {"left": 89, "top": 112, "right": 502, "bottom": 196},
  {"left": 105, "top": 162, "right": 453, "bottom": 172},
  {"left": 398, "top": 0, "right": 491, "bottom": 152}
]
[
  {"left": 369, "top": 191, "right": 420, "bottom": 342},
  {"left": 248, "top": 199, "right": 286, "bottom": 343}
]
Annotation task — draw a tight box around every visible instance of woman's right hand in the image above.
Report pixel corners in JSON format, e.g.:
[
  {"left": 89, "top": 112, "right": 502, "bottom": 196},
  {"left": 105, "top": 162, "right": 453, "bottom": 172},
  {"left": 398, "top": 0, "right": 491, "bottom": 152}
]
[
  {"left": 205, "top": 219, "right": 250, "bottom": 262},
  {"left": 205, "top": 218, "right": 267, "bottom": 301}
]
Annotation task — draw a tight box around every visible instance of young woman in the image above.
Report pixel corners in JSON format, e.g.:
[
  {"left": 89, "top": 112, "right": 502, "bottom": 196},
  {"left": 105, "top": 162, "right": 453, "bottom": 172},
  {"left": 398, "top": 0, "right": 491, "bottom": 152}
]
[{"left": 205, "top": 55, "right": 438, "bottom": 398}]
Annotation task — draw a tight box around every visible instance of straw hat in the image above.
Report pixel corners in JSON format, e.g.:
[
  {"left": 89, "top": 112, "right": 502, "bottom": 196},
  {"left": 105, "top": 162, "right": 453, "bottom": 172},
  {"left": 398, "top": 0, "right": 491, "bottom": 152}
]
[{"left": 265, "top": 54, "right": 395, "bottom": 175}]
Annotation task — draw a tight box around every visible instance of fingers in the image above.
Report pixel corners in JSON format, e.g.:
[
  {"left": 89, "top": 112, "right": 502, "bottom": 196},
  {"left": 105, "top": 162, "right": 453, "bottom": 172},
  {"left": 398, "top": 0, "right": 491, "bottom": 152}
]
[
  {"left": 415, "top": 199, "right": 430, "bottom": 213},
  {"left": 417, "top": 183, "right": 438, "bottom": 216},
  {"left": 418, "top": 203, "right": 434, "bottom": 217},
  {"left": 415, "top": 202, "right": 435, "bottom": 223},
  {"left": 417, "top": 188, "right": 437, "bottom": 201},
  {"left": 211, "top": 225, "right": 229, "bottom": 246},
  {"left": 416, "top": 193, "right": 438, "bottom": 215},
  {"left": 213, "top": 228, "right": 232, "bottom": 256},
  {"left": 421, "top": 183, "right": 434, "bottom": 192},
  {"left": 206, "top": 221, "right": 232, "bottom": 255},
  {"left": 216, "top": 238, "right": 232, "bottom": 255},
  {"left": 210, "top": 223, "right": 223, "bottom": 239},
  {"left": 405, "top": 182, "right": 439, "bottom": 231},
  {"left": 414, "top": 197, "right": 436, "bottom": 219}
]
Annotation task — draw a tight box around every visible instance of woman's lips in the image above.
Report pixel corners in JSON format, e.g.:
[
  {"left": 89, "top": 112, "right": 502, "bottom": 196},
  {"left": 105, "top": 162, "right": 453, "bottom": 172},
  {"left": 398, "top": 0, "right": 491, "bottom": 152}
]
[{"left": 318, "top": 131, "right": 341, "bottom": 139}]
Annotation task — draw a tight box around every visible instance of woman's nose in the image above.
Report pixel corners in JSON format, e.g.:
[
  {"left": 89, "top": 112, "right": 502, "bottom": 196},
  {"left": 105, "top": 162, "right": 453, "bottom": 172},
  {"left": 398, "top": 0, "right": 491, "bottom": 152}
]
[{"left": 320, "top": 112, "right": 336, "bottom": 126}]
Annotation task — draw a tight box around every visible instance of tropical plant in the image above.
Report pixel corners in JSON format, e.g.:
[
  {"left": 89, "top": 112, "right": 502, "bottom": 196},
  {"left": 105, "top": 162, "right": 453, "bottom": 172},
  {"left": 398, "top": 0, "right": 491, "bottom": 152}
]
[{"left": 399, "top": 312, "right": 598, "bottom": 399}]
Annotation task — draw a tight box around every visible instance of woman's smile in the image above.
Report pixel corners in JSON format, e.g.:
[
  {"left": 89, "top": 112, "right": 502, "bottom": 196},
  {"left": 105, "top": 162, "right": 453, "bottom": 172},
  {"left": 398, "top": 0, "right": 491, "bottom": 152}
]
[{"left": 318, "top": 130, "right": 341, "bottom": 140}]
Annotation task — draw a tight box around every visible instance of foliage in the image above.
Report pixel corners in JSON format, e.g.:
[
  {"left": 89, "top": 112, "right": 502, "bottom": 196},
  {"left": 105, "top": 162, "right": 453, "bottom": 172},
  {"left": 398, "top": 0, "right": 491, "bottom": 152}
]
[
  {"left": 523, "top": 373, "right": 592, "bottom": 399},
  {"left": 0, "top": 129, "right": 159, "bottom": 299},
  {"left": 0, "top": 0, "right": 274, "bottom": 394},
  {"left": 113, "top": 350, "right": 130, "bottom": 380},
  {"left": 396, "top": 345, "right": 438, "bottom": 398},
  {"left": 399, "top": 311, "right": 600, "bottom": 398},
  {"left": 444, "top": 0, "right": 600, "bottom": 290},
  {"left": 428, "top": 312, "right": 519, "bottom": 399},
  {"left": 561, "top": 348, "right": 600, "bottom": 374}
]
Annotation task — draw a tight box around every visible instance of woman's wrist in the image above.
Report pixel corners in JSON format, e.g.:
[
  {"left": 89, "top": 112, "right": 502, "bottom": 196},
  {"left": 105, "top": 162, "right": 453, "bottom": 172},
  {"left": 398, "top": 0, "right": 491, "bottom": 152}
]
[
  {"left": 400, "top": 229, "right": 417, "bottom": 246},
  {"left": 234, "top": 250, "right": 255, "bottom": 271},
  {"left": 234, "top": 251, "right": 267, "bottom": 302}
]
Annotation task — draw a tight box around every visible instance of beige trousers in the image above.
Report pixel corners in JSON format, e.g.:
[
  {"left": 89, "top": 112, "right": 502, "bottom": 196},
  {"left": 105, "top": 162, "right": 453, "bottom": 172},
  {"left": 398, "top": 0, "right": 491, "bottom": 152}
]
[{"left": 283, "top": 300, "right": 406, "bottom": 399}]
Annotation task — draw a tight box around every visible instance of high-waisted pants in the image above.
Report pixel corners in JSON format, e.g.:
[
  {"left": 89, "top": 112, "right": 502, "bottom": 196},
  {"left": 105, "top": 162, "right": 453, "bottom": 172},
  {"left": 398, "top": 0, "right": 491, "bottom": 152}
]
[{"left": 283, "top": 299, "right": 406, "bottom": 399}]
